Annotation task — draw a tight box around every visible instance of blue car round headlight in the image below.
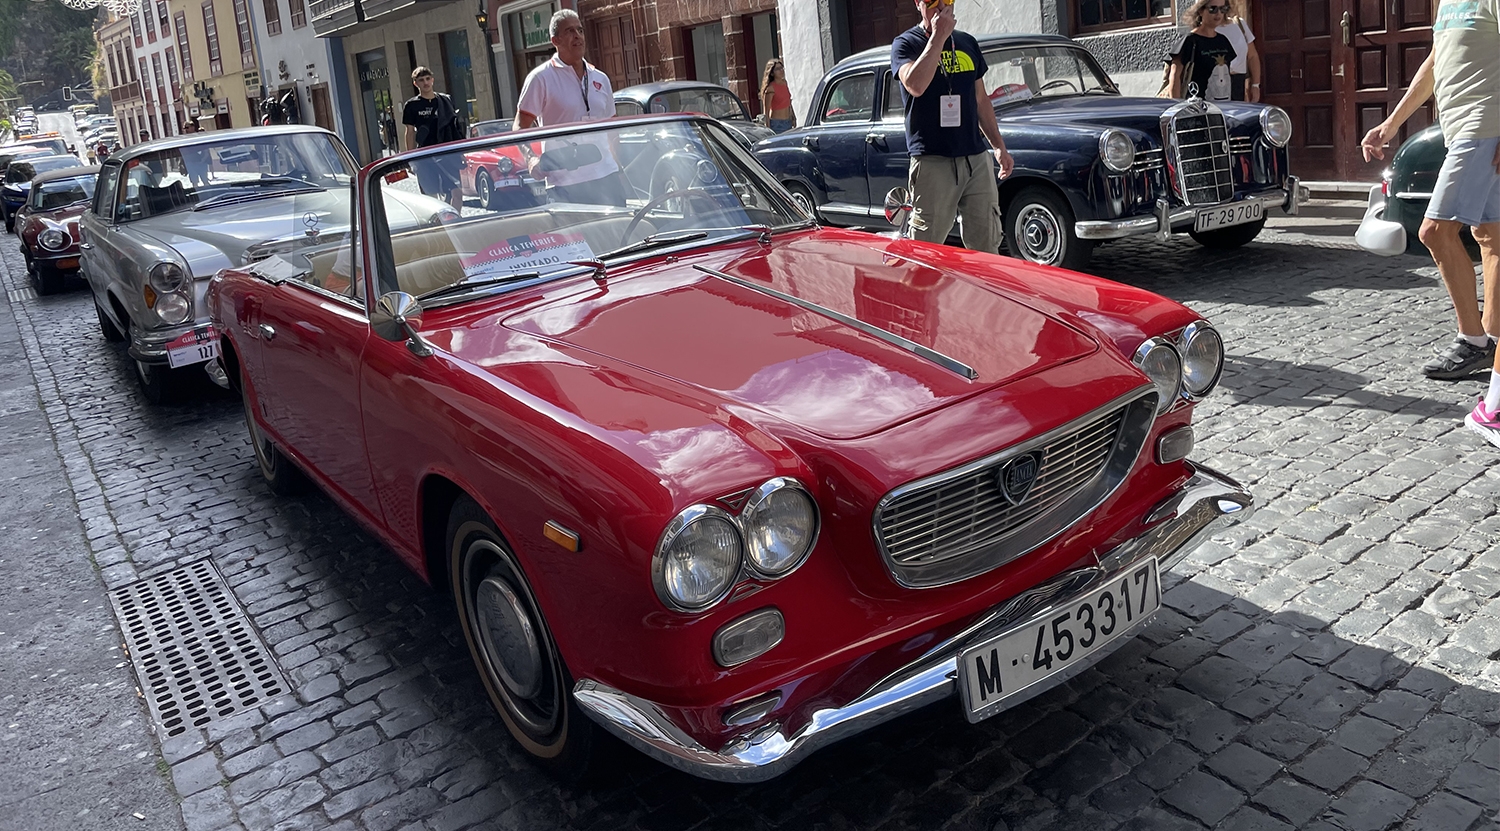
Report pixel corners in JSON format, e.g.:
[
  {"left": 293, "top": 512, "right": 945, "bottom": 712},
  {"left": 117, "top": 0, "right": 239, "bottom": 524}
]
[
  {"left": 1099, "top": 129, "right": 1136, "bottom": 173},
  {"left": 1260, "top": 107, "right": 1292, "bottom": 148}
]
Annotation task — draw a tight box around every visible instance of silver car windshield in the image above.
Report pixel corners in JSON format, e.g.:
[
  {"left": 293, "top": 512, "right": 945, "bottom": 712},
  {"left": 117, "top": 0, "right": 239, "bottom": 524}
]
[
  {"left": 982, "top": 46, "right": 1117, "bottom": 105},
  {"left": 30, "top": 175, "right": 96, "bottom": 210},
  {"left": 370, "top": 118, "right": 808, "bottom": 304},
  {"left": 114, "top": 132, "right": 355, "bottom": 221}
]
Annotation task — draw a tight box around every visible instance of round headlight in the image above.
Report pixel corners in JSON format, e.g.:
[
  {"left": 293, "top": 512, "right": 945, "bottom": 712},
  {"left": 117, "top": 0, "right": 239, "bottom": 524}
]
[
  {"left": 154, "top": 291, "right": 191, "bottom": 325},
  {"left": 653, "top": 505, "right": 742, "bottom": 612},
  {"left": 1134, "top": 338, "right": 1182, "bottom": 415},
  {"left": 149, "top": 261, "right": 187, "bottom": 293},
  {"left": 1099, "top": 129, "right": 1136, "bottom": 173},
  {"left": 1260, "top": 107, "right": 1292, "bottom": 148},
  {"left": 497, "top": 156, "right": 514, "bottom": 174},
  {"left": 38, "top": 228, "right": 68, "bottom": 250},
  {"left": 741, "top": 478, "right": 818, "bottom": 577},
  {"left": 1179, "top": 322, "right": 1224, "bottom": 398}
]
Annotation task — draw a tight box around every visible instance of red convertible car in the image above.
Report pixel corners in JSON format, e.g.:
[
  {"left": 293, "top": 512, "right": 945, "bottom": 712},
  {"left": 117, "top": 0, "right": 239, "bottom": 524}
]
[
  {"left": 459, "top": 140, "right": 542, "bottom": 211},
  {"left": 207, "top": 114, "right": 1252, "bottom": 782},
  {"left": 17, "top": 165, "right": 99, "bottom": 294}
]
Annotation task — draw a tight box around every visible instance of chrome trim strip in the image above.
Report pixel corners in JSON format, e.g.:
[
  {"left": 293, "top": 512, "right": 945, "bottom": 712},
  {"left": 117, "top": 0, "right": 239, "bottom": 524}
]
[
  {"left": 573, "top": 463, "right": 1254, "bottom": 783},
  {"left": 694, "top": 264, "right": 979, "bottom": 380},
  {"left": 1394, "top": 191, "right": 1432, "bottom": 200},
  {"left": 1075, "top": 189, "right": 1293, "bottom": 241}
]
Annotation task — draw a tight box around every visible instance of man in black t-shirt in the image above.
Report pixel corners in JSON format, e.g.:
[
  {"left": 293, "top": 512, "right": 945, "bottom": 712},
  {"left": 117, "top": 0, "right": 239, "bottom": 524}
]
[
  {"left": 892, "top": 0, "right": 1013, "bottom": 253},
  {"left": 401, "top": 66, "right": 463, "bottom": 208}
]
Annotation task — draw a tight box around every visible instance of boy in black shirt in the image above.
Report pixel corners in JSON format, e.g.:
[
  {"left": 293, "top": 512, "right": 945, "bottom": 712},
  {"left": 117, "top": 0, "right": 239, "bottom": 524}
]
[
  {"left": 892, "top": 0, "right": 1013, "bottom": 253},
  {"left": 402, "top": 66, "right": 463, "bottom": 208}
]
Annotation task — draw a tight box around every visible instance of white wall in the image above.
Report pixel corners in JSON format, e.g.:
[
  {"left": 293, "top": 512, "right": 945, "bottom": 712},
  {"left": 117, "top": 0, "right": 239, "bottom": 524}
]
[
  {"left": 955, "top": 0, "right": 1042, "bottom": 34},
  {"left": 779, "top": 0, "right": 827, "bottom": 126},
  {"left": 257, "top": 20, "right": 342, "bottom": 128}
]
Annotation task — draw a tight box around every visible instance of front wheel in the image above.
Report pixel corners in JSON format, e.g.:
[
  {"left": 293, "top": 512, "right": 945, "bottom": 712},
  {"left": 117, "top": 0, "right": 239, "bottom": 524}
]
[
  {"left": 447, "top": 496, "right": 594, "bottom": 780},
  {"left": 1189, "top": 216, "right": 1267, "bottom": 249},
  {"left": 242, "top": 373, "right": 306, "bottom": 495},
  {"left": 475, "top": 169, "right": 493, "bottom": 208},
  {"left": 128, "top": 321, "right": 178, "bottom": 404},
  {"left": 1003, "top": 186, "right": 1093, "bottom": 271},
  {"left": 35, "top": 265, "right": 64, "bottom": 296},
  {"left": 96, "top": 301, "right": 125, "bottom": 342}
]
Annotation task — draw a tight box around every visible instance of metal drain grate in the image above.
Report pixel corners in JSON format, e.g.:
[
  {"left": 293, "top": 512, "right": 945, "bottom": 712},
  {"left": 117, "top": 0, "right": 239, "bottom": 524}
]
[
  {"left": 7, "top": 287, "right": 37, "bottom": 303},
  {"left": 110, "top": 560, "right": 289, "bottom": 737}
]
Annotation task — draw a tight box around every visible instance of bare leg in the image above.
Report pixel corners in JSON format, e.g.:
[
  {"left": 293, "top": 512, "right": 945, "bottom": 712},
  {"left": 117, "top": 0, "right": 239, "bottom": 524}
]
[{"left": 1419, "top": 217, "right": 1484, "bottom": 337}]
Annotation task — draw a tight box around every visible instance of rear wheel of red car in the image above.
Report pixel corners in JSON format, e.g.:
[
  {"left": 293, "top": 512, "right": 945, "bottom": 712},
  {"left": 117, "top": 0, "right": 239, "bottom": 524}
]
[
  {"left": 1189, "top": 216, "right": 1267, "bottom": 249},
  {"left": 241, "top": 374, "right": 306, "bottom": 495},
  {"left": 447, "top": 496, "right": 594, "bottom": 780},
  {"left": 1004, "top": 186, "right": 1093, "bottom": 271}
]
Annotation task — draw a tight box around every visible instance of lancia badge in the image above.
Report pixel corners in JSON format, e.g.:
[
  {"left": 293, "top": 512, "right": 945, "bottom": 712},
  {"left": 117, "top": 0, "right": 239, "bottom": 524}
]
[{"left": 997, "top": 451, "right": 1044, "bottom": 506}]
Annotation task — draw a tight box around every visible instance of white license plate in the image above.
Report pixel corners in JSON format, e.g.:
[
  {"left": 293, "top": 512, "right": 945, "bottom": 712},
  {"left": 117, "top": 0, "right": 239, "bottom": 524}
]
[
  {"left": 496, "top": 177, "right": 523, "bottom": 188},
  {"left": 959, "top": 559, "right": 1160, "bottom": 722},
  {"left": 166, "top": 325, "right": 219, "bottom": 368},
  {"left": 1194, "top": 202, "right": 1263, "bottom": 233}
]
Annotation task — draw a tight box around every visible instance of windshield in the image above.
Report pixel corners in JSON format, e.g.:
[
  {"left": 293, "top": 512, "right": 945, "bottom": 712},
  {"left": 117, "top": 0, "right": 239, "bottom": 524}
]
[
  {"left": 30, "top": 157, "right": 83, "bottom": 175},
  {"left": 113, "top": 132, "right": 354, "bottom": 221},
  {"left": 982, "top": 46, "right": 1117, "bottom": 105},
  {"left": 370, "top": 118, "right": 805, "bottom": 303},
  {"left": 30, "top": 175, "right": 96, "bottom": 210},
  {"left": 19, "top": 139, "right": 69, "bottom": 156},
  {"left": 470, "top": 120, "right": 513, "bottom": 137},
  {"left": 648, "top": 89, "right": 749, "bottom": 121}
]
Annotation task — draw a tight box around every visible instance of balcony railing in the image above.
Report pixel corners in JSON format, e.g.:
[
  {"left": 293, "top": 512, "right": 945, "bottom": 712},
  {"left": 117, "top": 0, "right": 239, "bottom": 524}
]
[
  {"left": 309, "top": 0, "right": 355, "bottom": 20},
  {"left": 110, "top": 80, "right": 142, "bottom": 102}
]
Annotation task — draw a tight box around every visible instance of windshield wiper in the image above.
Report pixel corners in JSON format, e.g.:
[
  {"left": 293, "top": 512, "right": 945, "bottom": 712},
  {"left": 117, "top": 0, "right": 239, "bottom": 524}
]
[
  {"left": 193, "top": 179, "right": 324, "bottom": 211},
  {"left": 596, "top": 230, "right": 710, "bottom": 261},
  {"left": 417, "top": 271, "right": 544, "bottom": 302}
]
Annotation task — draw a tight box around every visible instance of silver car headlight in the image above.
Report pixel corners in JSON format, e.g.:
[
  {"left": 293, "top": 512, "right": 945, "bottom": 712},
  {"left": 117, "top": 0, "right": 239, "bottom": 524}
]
[
  {"left": 149, "top": 261, "right": 187, "bottom": 293},
  {"left": 740, "top": 478, "right": 819, "bottom": 578},
  {"left": 1179, "top": 321, "right": 1224, "bottom": 398},
  {"left": 653, "top": 505, "right": 743, "bottom": 612},
  {"left": 1260, "top": 107, "right": 1292, "bottom": 148},
  {"left": 38, "top": 228, "right": 68, "bottom": 250},
  {"left": 154, "top": 292, "right": 191, "bottom": 325},
  {"left": 1134, "top": 337, "right": 1182, "bottom": 415},
  {"left": 1099, "top": 129, "right": 1136, "bottom": 173}
]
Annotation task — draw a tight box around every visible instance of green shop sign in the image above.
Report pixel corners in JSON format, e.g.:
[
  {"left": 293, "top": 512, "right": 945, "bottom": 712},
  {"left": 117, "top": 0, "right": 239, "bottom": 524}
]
[{"left": 521, "top": 4, "right": 552, "bottom": 49}]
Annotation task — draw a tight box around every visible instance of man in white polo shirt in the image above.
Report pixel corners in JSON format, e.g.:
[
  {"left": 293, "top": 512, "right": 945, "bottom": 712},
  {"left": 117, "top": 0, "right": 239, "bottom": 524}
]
[{"left": 515, "top": 9, "right": 628, "bottom": 206}]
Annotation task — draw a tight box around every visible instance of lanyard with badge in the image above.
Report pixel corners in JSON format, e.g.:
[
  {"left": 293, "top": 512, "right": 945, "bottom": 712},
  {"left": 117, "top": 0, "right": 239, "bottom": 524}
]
[
  {"left": 577, "top": 64, "right": 591, "bottom": 116},
  {"left": 928, "top": 0, "right": 961, "bottom": 128}
]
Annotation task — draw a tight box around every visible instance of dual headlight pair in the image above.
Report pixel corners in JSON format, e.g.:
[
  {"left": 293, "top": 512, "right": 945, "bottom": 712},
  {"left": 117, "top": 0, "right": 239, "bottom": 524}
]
[
  {"left": 144, "top": 262, "right": 192, "bottom": 326},
  {"left": 653, "top": 478, "right": 819, "bottom": 613},
  {"left": 1134, "top": 321, "right": 1224, "bottom": 415}
]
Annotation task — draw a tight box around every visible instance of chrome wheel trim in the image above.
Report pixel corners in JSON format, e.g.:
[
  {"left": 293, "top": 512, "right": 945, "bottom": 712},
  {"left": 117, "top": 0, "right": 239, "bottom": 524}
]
[
  {"left": 790, "top": 189, "right": 815, "bottom": 215},
  {"left": 476, "top": 170, "right": 492, "bottom": 206},
  {"left": 475, "top": 575, "right": 544, "bottom": 699},
  {"left": 1015, "top": 202, "right": 1064, "bottom": 265},
  {"left": 462, "top": 539, "right": 563, "bottom": 738},
  {"left": 243, "top": 391, "right": 279, "bottom": 476}
]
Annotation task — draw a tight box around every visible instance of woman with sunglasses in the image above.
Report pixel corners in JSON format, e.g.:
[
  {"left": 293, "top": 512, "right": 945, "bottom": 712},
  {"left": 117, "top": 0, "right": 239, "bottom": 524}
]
[
  {"left": 1167, "top": 0, "right": 1238, "bottom": 102},
  {"left": 1216, "top": 0, "right": 1262, "bottom": 101}
]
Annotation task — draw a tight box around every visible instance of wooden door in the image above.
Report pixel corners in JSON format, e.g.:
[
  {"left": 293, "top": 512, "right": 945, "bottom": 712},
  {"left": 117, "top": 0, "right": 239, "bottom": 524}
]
[
  {"left": 589, "top": 15, "right": 640, "bottom": 91},
  {"left": 310, "top": 84, "right": 333, "bottom": 131},
  {"left": 848, "top": 1, "right": 921, "bottom": 55},
  {"left": 1344, "top": 0, "right": 1433, "bottom": 178},
  {"left": 1258, "top": 0, "right": 1432, "bottom": 180}
]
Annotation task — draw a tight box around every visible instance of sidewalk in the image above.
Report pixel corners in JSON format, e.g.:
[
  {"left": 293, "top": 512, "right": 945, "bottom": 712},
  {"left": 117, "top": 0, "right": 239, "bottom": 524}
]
[{"left": 0, "top": 265, "right": 183, "bottom": 828}]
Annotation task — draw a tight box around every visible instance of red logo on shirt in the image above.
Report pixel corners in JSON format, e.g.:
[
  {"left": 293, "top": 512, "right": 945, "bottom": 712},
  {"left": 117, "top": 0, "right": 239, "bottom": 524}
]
[{"left": 593, "top": 81, "right": 602, "bottom": 90}]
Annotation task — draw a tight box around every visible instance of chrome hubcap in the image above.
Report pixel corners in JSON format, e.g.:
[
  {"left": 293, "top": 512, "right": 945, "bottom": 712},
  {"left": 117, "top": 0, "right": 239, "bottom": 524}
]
[
  {"left": 791, "top": 191, "right": 814, "bottom": 214},
  {"left": 477, "top": 173, "right": 491, "bottom": 203},
  {"left": 1016, "top": 203, "right": 1063, "bottom": 264},
  {"left": 475, "top": 575, "right": 543, "bottom": 700},
  {"left": 464, "top": 542, "right": 560, "bottom": 737}
]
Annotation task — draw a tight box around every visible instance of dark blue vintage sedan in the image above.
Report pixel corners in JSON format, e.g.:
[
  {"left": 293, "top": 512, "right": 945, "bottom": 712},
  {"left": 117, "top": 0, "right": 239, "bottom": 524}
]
[{"left": 755, "top": 34, "right": 1305, "bottom": 270}]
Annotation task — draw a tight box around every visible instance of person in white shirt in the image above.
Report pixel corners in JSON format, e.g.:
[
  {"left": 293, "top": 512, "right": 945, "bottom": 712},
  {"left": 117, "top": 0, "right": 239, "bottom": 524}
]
[
  {"left": 515, "top": 9, "right": 628, "bottom": 206},
  {"left": 1215, "top": 0, "right": 1262, "bottom": 101}
]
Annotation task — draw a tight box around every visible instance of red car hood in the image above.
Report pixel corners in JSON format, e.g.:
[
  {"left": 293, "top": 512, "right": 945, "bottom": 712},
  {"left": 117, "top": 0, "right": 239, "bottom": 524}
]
[{"left": 495, "top": 234, "right": 1098, "bottom": 440}]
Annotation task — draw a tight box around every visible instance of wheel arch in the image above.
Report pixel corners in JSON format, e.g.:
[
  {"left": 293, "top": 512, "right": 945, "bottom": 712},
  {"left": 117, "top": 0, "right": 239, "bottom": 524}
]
[
  {"left": 420, "top": 472, "right": 468, "bottom": 590},
  {"left": 220, "top": 334, "right": 243, "bottom": 394}
]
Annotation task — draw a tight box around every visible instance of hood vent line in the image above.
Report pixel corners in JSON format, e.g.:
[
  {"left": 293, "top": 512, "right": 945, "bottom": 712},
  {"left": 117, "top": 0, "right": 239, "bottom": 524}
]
[{"left": 692, "top": 264, "right": 978, "bottom": 380}]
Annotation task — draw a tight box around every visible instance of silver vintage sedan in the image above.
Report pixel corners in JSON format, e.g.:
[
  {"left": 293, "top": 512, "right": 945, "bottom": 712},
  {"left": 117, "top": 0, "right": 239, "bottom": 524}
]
[{"left": 81, "top": 126, "right": 458, "bottom": 403}]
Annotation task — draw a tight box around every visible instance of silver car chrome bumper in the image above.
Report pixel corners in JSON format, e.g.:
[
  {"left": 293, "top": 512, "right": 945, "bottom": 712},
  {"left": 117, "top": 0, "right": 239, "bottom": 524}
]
[
  {"left": 127, "top": 318, "right": 209, "bottom": 364},
  {"left": 573, "top": 462, "right": 1254, "bottom": 783},
  {"left": 1075, "top": 176, "right": 1304, "bottom": 241}
]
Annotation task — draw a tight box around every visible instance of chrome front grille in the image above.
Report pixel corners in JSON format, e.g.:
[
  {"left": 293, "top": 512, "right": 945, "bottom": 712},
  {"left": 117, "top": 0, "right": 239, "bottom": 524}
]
[
  {"left": 1162, "top": 100, "right": 1234, "bottom": 205},
  {"left": 874, "top": 390, "right": 1158, "bottom": 588}
]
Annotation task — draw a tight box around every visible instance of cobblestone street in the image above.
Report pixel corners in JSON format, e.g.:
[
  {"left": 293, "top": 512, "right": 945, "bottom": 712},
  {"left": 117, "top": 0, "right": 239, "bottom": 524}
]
[{"left": 2, "top": 219, "right": 1498, "bottom": 831}]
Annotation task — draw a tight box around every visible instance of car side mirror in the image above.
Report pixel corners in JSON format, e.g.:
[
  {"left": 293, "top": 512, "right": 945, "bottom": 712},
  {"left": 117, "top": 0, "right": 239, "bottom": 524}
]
[
  {"left": 884, "top": 187, "right": 913, "bottom": 227},
  {"left": 372, "top": 291, "right": 434, "bottom": 357}
]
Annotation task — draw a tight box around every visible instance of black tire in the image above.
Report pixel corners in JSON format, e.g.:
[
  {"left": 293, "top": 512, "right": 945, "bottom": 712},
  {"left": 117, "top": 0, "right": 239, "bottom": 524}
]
[
  {"left": 475, "top": 169, "right": 493, "bottom": 209},
  {"left": 35, "top": 265, "right": 64, "bottom": 296},
  {"left": 127, "top": 320, "right": 177, "bottom": 405},
  {"left": 95, "top": 301, "right": 125, "bottom": 342},
  {"left": 241, "top": 373, "right": 306, "bottom": 495},
  {"left": 447, "top": 496, "right": 594, "bottom": 781},
  {"left": 784, "top": 182, "right": 820, "bottom": 221},
  {"left": 1004, "top": 186, "right": 1094, "bottom": 271},
  {"left": 1189, "top": 216, "right": 1267, "bottom": 249}
]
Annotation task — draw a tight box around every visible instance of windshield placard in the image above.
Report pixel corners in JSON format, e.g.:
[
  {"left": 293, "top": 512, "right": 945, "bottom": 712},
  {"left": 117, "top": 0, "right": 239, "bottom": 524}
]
[{"left": 461, "top": 233, "right": 595, "bottom": 278}]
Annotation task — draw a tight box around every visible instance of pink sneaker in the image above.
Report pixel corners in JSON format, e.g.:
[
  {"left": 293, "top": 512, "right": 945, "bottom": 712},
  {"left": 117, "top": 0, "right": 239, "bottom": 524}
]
[{"left": 1465, "top": 400, "right": 1500, "bottom": 449}]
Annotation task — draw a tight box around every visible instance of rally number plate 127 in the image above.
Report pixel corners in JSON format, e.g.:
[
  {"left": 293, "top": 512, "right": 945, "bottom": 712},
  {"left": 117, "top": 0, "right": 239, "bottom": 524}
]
[{"left": 959, "top": 559, "right": 1160, "bottom": 722}]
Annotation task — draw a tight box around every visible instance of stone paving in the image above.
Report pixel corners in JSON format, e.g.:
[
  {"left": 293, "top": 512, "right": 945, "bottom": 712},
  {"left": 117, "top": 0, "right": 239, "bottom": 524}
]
[{"left": 2, "top": 220, "right": 1498, "bottom": 831}]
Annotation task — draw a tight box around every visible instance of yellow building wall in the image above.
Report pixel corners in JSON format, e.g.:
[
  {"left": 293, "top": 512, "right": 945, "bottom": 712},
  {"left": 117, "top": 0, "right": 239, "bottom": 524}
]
[{"left": 167, "top": 0, "right": 260, "bottom": 129}]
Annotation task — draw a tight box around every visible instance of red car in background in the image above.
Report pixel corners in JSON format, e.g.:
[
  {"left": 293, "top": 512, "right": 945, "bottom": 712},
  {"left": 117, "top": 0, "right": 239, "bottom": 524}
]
[
  {"left": 17, "top": 165, "right": 99, "bottom": 295},
  {"left": 208, "top": 115, "right": 1253, "bottom": 782}
]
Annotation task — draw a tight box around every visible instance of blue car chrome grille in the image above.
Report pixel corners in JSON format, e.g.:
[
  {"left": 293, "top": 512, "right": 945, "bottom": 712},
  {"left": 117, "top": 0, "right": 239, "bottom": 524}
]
[{"left": 1169, "top": 110, "right": 1234, "bottom": 205}]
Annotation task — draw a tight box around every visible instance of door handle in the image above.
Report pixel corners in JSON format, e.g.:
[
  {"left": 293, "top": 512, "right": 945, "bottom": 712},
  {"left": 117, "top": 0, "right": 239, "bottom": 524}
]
[
  {"left": 865, "top": 133, "right": 885, "bottom": 147},
  {"left": 802, "top": 136, "right": 819, "bottom": 150},
  {"left": 258, "top": 324, "right": 276, "bottom": 341},
  {"left": 1341, "top": 11, "right": 1352, "bottom": 45},
  {"left": 1334, "top": 63, "right": 1346, "bottom": 77}
]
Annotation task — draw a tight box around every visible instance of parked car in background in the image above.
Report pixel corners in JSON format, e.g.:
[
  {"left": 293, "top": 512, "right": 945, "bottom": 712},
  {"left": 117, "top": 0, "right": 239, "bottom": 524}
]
[
  {"left": 1355, "top": 124, "right": 1478, "bottom": 258},
  {"left": 0, "top": 145, "right": 53, "bottom": 190},
  {"left": 208, "top": 112, "right": 1252, "bottom": 782},
  {"left": 16, "top": 165, "right": 99, "bottom": 294},
  {"left": 615, "top": 81, "right": 776, "bottom": 150},
  {"left": 10, "top": 135, "right": 71, "bottom": 158},
  {"left": 468, "top": 118, "right": 514, "bottom": 138},
  {"left": 756, "top": 34, "right": 1304, "bottom": 270},
  {"left": 79, "top": 126, "right": 454, "bottom": 403},
  {"left": 3, "top": 154, "right": 84, "bottom": 231},
  {"left": 459, "top": 138, "right": 543, "bottom": 210}
]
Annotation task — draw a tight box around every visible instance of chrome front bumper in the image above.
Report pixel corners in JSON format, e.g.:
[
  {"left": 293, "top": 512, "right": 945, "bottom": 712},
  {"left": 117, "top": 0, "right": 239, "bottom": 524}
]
[
  {"left": 573, "top": 462, "right": 1254, "bottom": 783},
  {"left": 1076, "top": 176, "right": 1305, "bottom": 241},
  {"left": 127, "top": 317, "right": 210, "bottom": 365}
]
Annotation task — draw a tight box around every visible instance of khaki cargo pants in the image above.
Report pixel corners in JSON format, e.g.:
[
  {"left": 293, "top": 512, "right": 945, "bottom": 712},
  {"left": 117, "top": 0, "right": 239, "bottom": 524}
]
[{"left": 907, "top": 151, "right": 1002, "bottom": 254}]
